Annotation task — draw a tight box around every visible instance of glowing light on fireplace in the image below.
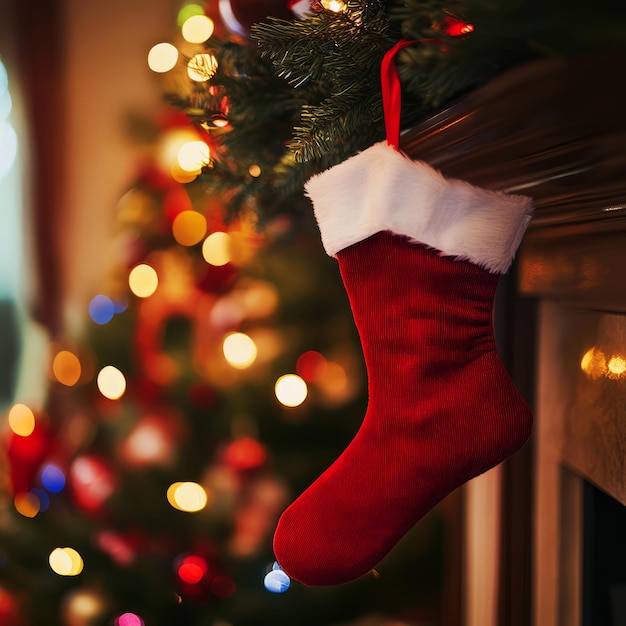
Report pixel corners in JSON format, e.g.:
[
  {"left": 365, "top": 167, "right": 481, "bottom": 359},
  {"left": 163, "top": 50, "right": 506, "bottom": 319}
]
[
  {"left": 606, "top": 354, "right": 626, "bottom": 379},
  {"left": 580, "top": 347, "right": 607, "bottom": 379}
]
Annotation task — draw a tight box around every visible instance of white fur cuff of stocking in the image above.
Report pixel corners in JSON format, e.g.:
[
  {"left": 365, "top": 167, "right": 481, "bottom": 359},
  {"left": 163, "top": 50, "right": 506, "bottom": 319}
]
[{"left": 304, "top": 141, "right": 534, "bottom": 274}]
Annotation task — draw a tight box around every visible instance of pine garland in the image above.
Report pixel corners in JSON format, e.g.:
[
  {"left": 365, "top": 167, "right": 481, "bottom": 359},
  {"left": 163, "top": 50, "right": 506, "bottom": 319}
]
[{"left": 173, "top": 0, "right": 626, "bottom": 222}]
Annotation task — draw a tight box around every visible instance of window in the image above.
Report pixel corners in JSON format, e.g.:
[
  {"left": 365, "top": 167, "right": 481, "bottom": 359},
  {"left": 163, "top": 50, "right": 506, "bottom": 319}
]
[{"left": 0, "top": 57, "right": 23, "bottom": 406}]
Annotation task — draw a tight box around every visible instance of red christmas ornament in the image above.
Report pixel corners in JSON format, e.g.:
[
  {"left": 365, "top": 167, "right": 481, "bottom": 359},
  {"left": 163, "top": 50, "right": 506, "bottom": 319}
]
[{"left": 217, "top": 0, "right": 294, "bottom": 37}]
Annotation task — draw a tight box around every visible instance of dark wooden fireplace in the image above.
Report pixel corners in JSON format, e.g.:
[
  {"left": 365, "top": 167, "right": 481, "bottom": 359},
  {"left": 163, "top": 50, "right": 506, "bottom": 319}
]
[{"left": 402, "top": 47, "right": 626, "bottom": 626}]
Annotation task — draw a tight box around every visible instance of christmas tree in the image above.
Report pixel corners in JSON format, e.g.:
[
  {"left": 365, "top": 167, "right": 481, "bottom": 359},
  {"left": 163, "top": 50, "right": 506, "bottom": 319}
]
[
  {"left": 0, "top": 4, "right": 447, "bottom": 624},
  {"left": 175, "top": 0, "right": 625, "bottom": 224}
]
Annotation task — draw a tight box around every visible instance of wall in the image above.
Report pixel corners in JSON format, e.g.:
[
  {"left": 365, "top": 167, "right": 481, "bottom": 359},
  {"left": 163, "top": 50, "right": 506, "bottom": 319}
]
[{"left": 62, "top": 0, "right": 178, "bottom": 332}]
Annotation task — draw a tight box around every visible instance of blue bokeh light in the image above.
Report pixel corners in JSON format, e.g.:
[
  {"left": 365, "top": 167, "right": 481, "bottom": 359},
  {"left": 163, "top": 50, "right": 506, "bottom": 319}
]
[
  {"left": 113, "top": 299, "right": 128, "bottom": 314},
  {"left": 41, "top": 464, "right": 66, "bottom": 493},
  {"left": 31, "top": 487, "right": 50, "bottom": 512},
  {"left": 89, "top": 294, "right": 116, "bottom": 325}
]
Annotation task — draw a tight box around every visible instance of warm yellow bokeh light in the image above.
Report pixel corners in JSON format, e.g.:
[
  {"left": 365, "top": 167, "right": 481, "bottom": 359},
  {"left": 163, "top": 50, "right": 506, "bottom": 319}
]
[
  {"left": 49, "top": 547, "right": 84, "bottom": 576},
  {"left": 318, "top": 362, "right": 348, "bottom": 394},
  {"left": 167, "top": 481, "right": 208, "bottom": 512},
  {"left": 182, "top": 15, "right": 215, "bottom": 43},
  {"left": 14, "top": 492, "right": 40, "bottom": 518},
  {"left": 171, "top": 164, "right": 198, "bottom": 183},
  {"left": 275, "top": 374, "right": 308, "bottom": 407},
  {"left": 159, "top": 129, "right": 201, "bottom": 174},
  {"left": 580, "top": 347, "right": 607, "bottom": 379},
  {"left": 607, "top": 355, "right": 626, "bottom": 379},
  {"left": 52, "top": 350, "right": 82, "bottom": 386},
  {"left": 177, "top": 140, "right": 210, "bottom": 172},
  {"left": 129, "top": 264, "right": 158, "bottom": 298},
  {"left": 147, "top": 42, "right": 179, "bottom": 73},
  {"left": 223, "top": 332, "right": 258, "bottom": 369},
  {"left": 97, "top": 366, "right": 127, "bottom": 400},
  {"left": 248, "top": 164, "right": 261, "bottom": 178},
  {"left": 63, "top": 589, "right": 105, "bottom": 624},
  {"left": 187, "top": 53, "right": 218, "bottom": 82},
  {"left": 172, "top": 210, "right": 207, "bottom": 246},
  {"left": 202, "top": 232, "right": 232, "bottom": 266},
  {"left": 321, "top": 0, "right": 347, "bottom": 10},
  {"left": 8, "top": 403, "right": 35, "bottom": 437}
]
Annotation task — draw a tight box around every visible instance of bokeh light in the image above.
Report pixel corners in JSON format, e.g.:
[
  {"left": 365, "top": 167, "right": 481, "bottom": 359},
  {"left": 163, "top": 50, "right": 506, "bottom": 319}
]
[
  {"left": 202, "top": 232, "right": 232, "bottom": 266},
  {"left": 96, "top": 530, "right": 135, "bottom": 566},
  {"left": 167, "top": 482, "right": 208, "bottom": 512},
  {"left": 121, "top": 417, "right": 173, "bottom": 467},
  {"left": 147, "top": 42, "right": 178, "bottom": 73},
  {"left": 248, "top": 164, "right": 261, "bottom": 177},
  {"left": 296, "top": 350, "right": 327, "bottom": 382},
  {"left": 97, "top": 366, "right": 127, "bottom": 400},
  {"left": 607, "top": 354, "right": 626, "bottom": 379},
  {"left": 171, "top": 165, "right": 198, "bottom": 184},
  {"left": 7, "top": 403, "right": 35, "bottom": 437},
  {"left": 321, "top": 0, "right": 347, "bottom": 10},
  {"left": 580, "top": 346, "right": 607, "bottom": 379},
  {"left": 222, "top": 332, "right": 257, "bottom": 369},
  {"left": 30, "top": 488, "right": 50, "bottom": 512},
  {"left": 177, "top": 140, "right": 210, "bottom": 172},
  {"left": 52, "top": 350, "right": 82, "bottom": 386},
  {"left": 128, "top": 264, "right": 158, "bottom": 298},
  {"left": 317, "top": 361, "right": 350, "bottom": 402},
  {"left": 211, "top": 575, "right": 236, "bottom": 598},
  {"left": 172, "top": 210, "right": 207, "bottom": 246},
  {"left": 176, "top": 555, "right": 208, "bottom": 584},
  {"left": 41, "top": 464, "right": 66, "bottom": 493},
  {"left": 275, "top": 374, "right": 308, "bottom": 407},
  {"left": 158, "top": 129, "right": 200, "bottom": 174},
  {"left": 181, "top": 15, "right": 214, "bottom": 43},
  {"left": 222, "top": 437, "right": 267, "bottom": 472},
  {"left": 69, "top": 456, "right": 117, "bottom": 512},
  {"left": 61, "top": 588, "right": 107, "bottom": 626},
  {"left": 49, "top": 547, "right": 84, "bottom": 576},
  {"left": 115, "top": 613, "right": 144, "bottom": 626},
  {"left": 88, "top": 294, "right": 116, "bottom": 325},
  {"left": 187, "top": 53, "right": 218, "bottom": 82},
  {"left": 177, "top": 3, "right": 205, "bottom": 26},
  {"left": 14, "top": 492, "right": 40, "bottom": 518}
]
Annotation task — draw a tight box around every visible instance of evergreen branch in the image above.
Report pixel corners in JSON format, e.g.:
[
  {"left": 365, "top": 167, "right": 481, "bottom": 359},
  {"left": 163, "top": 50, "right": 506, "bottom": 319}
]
[{"left": 170, "top": 0, "right": 626, "bottom": 221}]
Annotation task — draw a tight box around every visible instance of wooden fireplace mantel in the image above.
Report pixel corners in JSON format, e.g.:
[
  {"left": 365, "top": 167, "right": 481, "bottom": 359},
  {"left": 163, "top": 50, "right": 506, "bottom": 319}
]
[
  {"left": 401, "top": 49, "right": 626, "bottom": 312},
  {"left": 401, "top": 49, "right": 626, "bottom": 227},
  {"left": 402, "top": 48, "right": 626, "bottom": 626}
]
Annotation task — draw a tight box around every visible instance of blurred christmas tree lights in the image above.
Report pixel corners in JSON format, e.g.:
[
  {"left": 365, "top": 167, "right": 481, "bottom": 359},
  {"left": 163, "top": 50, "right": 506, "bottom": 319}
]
[{"left": 0, "top": 2, "right": 448, "bottom": 624}]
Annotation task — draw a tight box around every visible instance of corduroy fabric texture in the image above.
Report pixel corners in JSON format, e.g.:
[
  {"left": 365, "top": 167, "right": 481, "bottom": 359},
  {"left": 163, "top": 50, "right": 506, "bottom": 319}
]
[{"left": 273, "top": 232, "right": 533, "bottom": 586}]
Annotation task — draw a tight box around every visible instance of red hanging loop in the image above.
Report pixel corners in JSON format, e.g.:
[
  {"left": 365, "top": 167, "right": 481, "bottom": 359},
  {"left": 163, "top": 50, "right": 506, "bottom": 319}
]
[
  {"left": 381, "top": 19, "right": 472, "bottom": 150},
  {"left": 380, "top": 39, "right": 418, "bottom": 151}
]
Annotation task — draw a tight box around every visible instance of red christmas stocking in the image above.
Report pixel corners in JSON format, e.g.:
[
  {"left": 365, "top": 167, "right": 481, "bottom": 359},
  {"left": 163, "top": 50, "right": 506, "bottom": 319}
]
[{"left": 272, "top": 95, "right": 535, "bottom": 585}]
